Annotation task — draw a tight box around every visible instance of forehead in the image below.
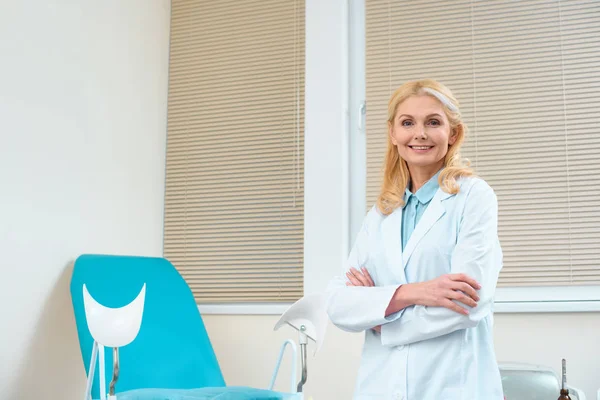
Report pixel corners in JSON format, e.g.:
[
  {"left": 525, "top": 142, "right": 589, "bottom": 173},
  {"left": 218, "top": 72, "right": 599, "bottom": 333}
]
[{"left": 395, "top": 94, "right": 445, "bottom": 117}]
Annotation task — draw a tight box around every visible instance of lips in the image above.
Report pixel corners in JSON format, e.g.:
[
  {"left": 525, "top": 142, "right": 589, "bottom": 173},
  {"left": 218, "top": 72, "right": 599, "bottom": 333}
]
[{"left": 409, "top": 145, "right": 433, "bottom": 150}]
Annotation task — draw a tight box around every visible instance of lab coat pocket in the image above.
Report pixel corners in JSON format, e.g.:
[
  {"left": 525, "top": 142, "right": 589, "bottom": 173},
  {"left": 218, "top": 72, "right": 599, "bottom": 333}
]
[
  {"left": 433, "top": 244, "right": 455, "bottom": 275},
  {"left": 435, "top": 241, "right": 456, "bottom": 259}
]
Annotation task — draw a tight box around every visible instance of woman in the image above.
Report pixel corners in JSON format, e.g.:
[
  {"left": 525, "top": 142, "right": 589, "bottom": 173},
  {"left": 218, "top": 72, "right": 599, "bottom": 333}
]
[{"left": 326, "top": 79, "right": 504, "bottom": 399}]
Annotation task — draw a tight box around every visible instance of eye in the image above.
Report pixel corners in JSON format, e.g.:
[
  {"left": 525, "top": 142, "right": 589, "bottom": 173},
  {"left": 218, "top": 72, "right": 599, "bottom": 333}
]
[
  {"left": 401, "top": 119, "right": 413, "bottom": 127},
  {"left": 428, "top": 119, "right": 441, "bottom": 126}
]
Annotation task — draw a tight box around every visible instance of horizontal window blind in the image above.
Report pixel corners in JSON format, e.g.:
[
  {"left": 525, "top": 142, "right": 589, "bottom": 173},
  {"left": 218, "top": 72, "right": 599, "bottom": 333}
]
[
  {"left": 165, "top": 0, "right": 305, "bottom": 303},
  {"left": 366, "top": 0, "right": 600, "bottom": 287}
]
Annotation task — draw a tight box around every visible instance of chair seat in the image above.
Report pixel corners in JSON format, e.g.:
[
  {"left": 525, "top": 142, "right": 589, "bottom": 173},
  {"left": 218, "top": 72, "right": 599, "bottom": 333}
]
[{"left": 99, "top": 386, "right": 300, "bottom": 400}]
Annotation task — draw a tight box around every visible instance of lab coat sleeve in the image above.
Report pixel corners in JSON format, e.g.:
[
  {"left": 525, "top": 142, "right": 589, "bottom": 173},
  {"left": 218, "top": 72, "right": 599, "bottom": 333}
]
[
  {"left": 326, "top": 208, "right": 404, "bottom": 333},
  {"left": 380, "top": 179, "right": 502, "bottom": 347}
]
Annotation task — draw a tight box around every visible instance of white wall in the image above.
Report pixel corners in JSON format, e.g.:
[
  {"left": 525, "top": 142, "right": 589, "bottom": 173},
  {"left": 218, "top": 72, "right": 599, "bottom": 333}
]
[{"left": 0, "top": 1, "right": 171, "bottom": 399}]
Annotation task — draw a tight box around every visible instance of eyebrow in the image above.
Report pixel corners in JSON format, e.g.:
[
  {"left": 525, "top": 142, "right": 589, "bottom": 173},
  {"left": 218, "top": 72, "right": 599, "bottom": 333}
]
[{"left": 398, "top": 113, "right": 444, "bottom": 119}]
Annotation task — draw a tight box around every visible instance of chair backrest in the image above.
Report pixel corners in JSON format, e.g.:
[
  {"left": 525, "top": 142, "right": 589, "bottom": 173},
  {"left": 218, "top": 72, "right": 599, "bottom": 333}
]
[{"left": 70, "top": 254, "right": 226, "bottom": 398}]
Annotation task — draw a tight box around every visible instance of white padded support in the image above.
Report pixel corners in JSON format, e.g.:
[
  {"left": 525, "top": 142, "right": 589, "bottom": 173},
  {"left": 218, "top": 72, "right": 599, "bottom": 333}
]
[
  {"left": 274, "top": 292, "right": 329, "bottom": 354},
  {"left": 82, "top": 283, "right": 146, "bottom": 348}
]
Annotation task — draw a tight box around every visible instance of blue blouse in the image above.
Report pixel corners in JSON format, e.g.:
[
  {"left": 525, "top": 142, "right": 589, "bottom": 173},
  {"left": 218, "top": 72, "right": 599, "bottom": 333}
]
[{"left": 401, "top": 170, "right": 442, "bottom": 250}]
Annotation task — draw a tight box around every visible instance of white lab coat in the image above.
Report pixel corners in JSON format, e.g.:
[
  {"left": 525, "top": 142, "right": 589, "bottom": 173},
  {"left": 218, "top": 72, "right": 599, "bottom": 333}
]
[{"left": 326, "top": 177, "right": 504, "bottom": 400}]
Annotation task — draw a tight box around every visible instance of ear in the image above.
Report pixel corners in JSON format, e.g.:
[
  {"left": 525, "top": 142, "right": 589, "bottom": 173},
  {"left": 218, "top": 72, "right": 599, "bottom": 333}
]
[
  {"left": 448, "top": 133, "right": 457, "bottom": 146},
  {"left": 448, "top": 126, "right": 460, "bottom": 146},
  {"left": 388, "top": 122, "right": 397, "bottom": 146}
]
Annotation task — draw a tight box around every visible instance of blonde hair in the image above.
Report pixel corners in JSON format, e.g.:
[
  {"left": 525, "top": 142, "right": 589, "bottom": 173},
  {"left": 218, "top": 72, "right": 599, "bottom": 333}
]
[{"left": 376, "top": 79, "right": 474, "bottom": 215}]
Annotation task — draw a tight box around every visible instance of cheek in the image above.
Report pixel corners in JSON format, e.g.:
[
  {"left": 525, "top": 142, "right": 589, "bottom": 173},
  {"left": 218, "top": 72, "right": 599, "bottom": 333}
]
[
  {"left": 390, "top": 130, "right": 404, "bottom": 146},
  {"left": 392, "top": 129, "right": 412, "bottom": 144},
  {"left": 434, "top": 129, "right": 452, "bottom": 146}
]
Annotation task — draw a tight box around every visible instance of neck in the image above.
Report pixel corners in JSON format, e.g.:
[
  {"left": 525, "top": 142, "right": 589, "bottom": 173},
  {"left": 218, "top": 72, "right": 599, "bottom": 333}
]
[{"left": 408, "top": 162, "right": 443, "bottom": 192}]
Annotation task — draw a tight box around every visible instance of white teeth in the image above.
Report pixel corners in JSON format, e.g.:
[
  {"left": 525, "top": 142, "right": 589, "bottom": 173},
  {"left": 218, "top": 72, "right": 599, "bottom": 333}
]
[{"left": 411, "top": 146, "right": 431, "bottom": 150}]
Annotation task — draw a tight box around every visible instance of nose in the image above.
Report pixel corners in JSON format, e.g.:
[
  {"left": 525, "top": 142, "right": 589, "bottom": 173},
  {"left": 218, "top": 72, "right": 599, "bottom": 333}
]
[{"left": 414, "top": 124, "right": 427, "bottom": 139}]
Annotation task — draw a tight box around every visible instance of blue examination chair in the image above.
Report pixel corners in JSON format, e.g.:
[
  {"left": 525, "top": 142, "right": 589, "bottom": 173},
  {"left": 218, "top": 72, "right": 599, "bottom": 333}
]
[{"left": 70, "top": 254, "right": 321, "bottom": 400}]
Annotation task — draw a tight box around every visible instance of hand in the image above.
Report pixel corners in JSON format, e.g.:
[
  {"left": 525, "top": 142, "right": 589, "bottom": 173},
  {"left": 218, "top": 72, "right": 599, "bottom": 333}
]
[
  {"left": 345, "top": 267, "right": 381, "bottom": 333},
  {"left": 409, "top": 273, "right": 482, "bottom": 315},
  {"left": 345, "top": 267, "right": 375, "bottom": 287}
]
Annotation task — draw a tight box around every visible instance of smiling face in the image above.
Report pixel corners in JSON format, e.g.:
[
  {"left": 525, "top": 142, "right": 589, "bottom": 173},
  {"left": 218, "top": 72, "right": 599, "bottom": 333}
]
[{"left": 389, "top": 94, "right": 457, "bottom": 181}]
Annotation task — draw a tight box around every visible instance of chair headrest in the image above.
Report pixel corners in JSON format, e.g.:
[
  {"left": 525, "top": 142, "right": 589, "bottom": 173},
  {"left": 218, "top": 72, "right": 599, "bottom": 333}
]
[{"left": 82, "top": 283, "right": 146, "bottom": 348}]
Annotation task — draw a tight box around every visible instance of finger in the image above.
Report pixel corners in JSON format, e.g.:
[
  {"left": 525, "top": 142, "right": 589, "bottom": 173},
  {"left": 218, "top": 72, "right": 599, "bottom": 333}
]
[
  {"left": 447, "top": 290, "right": 477, "bottom": 308},
  {"left": 454, "top": 282, "right": 480, "bottom": 302},
  {"left": 345, "top": 281, "right": 353, "bottom": 286},
  {"left": 346, "top": 271, "right": 363, "bottom": 286},
  {"left": 360, "top": 267, "right": 375, "bottom": 286},
  {"left": 349, "top": 267, "right": 369, "bottom": 286},
  {"left": 346, "top": 271, "right": 360, "bottom": 285},
  {"left": 442, "top": 299, "right": 469, "bottom": 315},
  {"left": 449, "top": 273, "right": 481, "bottom": 290},
  {"left": 351, "top": 268, "right": 370, "bottom": 286}
]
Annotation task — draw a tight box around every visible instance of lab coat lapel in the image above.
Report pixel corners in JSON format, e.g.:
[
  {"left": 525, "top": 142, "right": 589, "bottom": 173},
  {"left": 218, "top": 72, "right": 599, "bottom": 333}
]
[
  {"left": 402, "top": 189, "right": 452, "bottom": 269},
  {"left": 382, "top": 207, "right": 406, "bottom": 283}
]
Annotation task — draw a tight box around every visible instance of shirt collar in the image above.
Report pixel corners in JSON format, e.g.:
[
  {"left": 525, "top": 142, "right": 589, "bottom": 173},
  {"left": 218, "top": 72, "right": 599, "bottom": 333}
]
[{"left": 403, "top": 169, "right": 442, "bottom": 207}]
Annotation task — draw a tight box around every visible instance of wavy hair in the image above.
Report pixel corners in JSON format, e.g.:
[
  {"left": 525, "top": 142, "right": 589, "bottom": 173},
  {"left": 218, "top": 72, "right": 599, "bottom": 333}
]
[{"left": 376, "top": 79, "right": 474, "bottom": 215}]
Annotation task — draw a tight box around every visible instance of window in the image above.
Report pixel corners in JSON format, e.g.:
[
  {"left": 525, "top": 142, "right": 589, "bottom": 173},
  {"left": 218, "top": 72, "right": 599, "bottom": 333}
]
[
  {"left": 363, "top": 0, "right": 600, "bottom": 310},
  {"left": 164, "top": 0, "right": 305, "bottom": 306}
]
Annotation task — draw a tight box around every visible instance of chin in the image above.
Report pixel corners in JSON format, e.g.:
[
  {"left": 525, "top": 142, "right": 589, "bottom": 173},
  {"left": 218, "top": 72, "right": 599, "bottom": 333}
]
[
  {"left": 403, "top": 157, "right": 445, "bottom": 169},
  {"left": 404, "top": 158, "right": 435, "bottom": 166}
]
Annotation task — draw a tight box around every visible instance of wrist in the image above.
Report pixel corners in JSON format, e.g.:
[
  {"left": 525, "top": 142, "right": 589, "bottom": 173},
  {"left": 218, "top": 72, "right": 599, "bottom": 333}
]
[
  {"left": 386, "top": 284, "right": 417, "bottom": 315},
  {"left": 400, "top": 282, "right": 420, "bottom": 305}
]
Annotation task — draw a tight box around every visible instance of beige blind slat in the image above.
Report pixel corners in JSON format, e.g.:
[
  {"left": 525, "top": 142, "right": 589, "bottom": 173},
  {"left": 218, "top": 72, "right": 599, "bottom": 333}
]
[
  {"left": 165, "top": 0, "right": 305, "bottom": 303},
  {"left": 366, "top": 0, "right": 600, "bottom": 287}
]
